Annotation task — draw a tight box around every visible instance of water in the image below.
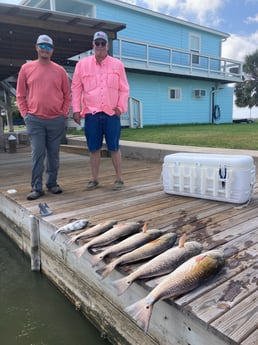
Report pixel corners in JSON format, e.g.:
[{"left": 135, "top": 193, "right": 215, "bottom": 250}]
[{"left": 0, "top": 230, "right": 111, "bottom": 345}]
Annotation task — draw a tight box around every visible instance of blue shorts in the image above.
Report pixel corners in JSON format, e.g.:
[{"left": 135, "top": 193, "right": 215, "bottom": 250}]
[{"left": 84, "top": 112, "right": 121, "bottom": 152}]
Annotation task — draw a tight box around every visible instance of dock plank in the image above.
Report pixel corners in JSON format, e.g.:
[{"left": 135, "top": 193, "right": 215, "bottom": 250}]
[
  {"left": 211, "top": 291, "right": 257, "bottom": 343},
  {"left": 0, "top": 144, "right": 257, "bottom": 345},
  {"left": 184, "top": 262, "right": 257, "bottom": 323}
]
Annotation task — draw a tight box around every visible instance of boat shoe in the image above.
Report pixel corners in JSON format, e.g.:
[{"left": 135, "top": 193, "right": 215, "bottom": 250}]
[
  {"left": 48, "top": 185, "right": 63, "bottom": 194},
  {"left": 87, "top": 180, "right": 99, "bottom": 190},
  {"left": 113, "top": 180, "right": 124, "bottom": 190},
  {"left": 27, "top": 190, "right": 44, "bottom": 200}
]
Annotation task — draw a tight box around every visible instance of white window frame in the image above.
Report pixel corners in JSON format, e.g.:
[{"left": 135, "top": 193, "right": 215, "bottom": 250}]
[
  {"left": 168, "top": 88, "right": 182, "bottom": 100},
  {"left": 189, "top": 33, "right": 201, "bottom": 65}
]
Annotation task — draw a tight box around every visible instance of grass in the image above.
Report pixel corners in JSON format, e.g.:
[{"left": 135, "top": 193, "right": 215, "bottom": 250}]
[{"left": 67, "top": 123, "right": 258, "bottom": 150}]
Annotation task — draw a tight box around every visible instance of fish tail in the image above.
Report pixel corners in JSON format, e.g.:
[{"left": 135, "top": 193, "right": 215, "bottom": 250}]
[
  {"left": 51, "top": 229, "right": 61, "bottom": 241},
  {"left": 112, "top": 276, "right": 132, "bottom": 295},
  {"left": 72, "top": 243, "right": 88, "bottom": 258},
  {"left": 96, "top": 262, "right": 116, "bottom": 279},
  {"left": 50, "top": 232, "right": 57, "bottom": 241},
  {"left": 125, "top": 298, "right": 153, "bottom": 334},
  {"left": 90, "top": 254, "right": 102, "bottom": 267}
]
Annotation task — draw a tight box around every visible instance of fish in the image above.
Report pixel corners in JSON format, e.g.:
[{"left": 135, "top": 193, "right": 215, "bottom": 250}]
[
  {"left": 68, "top": 220, "right": 118, "bottom": 244},
  {"left": 51, "top": 219, "right": 89, "bottom": 241},
  {"left": 96, "top": 232, "right": 177, "bottom": 279},
  {"left": 112, "top": 236, "right": 203, "bottom": 296},
  {"left": 73, "top": 222, "right": 142, "bottom": 258},
  {"left": 90, "top": 229, "right": 164, "bottom": 267},
  {"left": 125, "top": 249, "right": 225, "bottom": 333}
]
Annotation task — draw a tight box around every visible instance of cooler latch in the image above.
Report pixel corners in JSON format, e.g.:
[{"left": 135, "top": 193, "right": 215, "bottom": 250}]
[{"left": 219, "top": 165, "right": 227, "bottom": 187}]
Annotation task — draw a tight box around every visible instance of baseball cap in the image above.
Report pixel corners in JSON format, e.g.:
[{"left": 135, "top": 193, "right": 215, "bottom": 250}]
[
  {"left": 36, "top": 34, "right": 54, "bottom": 46},
  {"left": 93, "top": 31, "right": 108, "bottom": 42}
]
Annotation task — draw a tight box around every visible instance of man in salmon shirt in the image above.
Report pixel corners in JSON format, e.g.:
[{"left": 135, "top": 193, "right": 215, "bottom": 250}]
[
  {"left": 72, "top": 31, "right": 129, "bottom": 191},
  {"left": 16, "top": 34, "right": 71, "bottom": 200}
]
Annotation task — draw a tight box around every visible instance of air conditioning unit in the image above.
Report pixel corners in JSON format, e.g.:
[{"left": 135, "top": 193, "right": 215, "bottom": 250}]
[{"left": 194, "top": 89, "right": 206, "bottom": 98}]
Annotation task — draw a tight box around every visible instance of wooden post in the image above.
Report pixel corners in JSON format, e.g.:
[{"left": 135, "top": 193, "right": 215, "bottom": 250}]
[
  {"left": 29, "top": 215, "right": 41, "bottom": 271},
  {"left": 0, "top": 114, "right": 4, "bottom": 152}
]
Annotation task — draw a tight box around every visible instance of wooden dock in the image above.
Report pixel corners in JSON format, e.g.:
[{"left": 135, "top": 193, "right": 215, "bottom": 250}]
[{"left": 0, "top": 139, "right": 257, "bottom": 345}]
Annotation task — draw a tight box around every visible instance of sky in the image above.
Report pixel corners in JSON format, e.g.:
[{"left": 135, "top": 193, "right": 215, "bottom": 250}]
[{"left": 1, "top": 0, "right": 257, "bottom": 62}]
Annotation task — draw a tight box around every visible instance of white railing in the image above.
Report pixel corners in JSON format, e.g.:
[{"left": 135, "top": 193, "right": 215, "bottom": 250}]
[
  {"left": 113, "top": 38, "right": 243, "bottom": 82},
  {"left": 121, "top": 97, "right": 143, "bottom": 128}
]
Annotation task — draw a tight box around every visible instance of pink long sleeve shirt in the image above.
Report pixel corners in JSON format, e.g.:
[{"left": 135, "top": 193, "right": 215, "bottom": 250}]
[
  {"left": 71, "top": 55, "right": 129, "bottom": 116},
  {"left": 16, "top": 60, "right": 71, "bottom": 119}
]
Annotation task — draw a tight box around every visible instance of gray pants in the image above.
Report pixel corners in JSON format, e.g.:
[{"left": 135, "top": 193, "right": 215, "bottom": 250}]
[{"left": 24, "top": 114, "right": 66, "bottom": 192}]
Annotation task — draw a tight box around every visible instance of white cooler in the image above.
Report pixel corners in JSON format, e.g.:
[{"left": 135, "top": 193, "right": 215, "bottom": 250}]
[{"left": 162, "top": 153, "right": 256, "bottom": 204}]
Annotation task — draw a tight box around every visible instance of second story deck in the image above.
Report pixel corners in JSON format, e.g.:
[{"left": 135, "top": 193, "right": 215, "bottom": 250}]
[{"left": 113, "top": 38, "right": 243, "bottom": 84}]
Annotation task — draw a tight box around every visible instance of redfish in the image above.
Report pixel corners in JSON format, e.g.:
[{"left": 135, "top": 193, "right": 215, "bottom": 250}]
[
  {"left": 68, "top": 220, "right": 118, "bottom": 244},
  {"left": 73, "top": 222, "right": 142, "bottom": 258},
  {"left": 90, "top": 229, "right": 164, "bottom": 267},
  {"left": 113, "top": 237, "right": 202, "bottom": 296},
  {"left": 125, "top": 249, "right": 225, "bottom": 333},
  {"left": 96, "top": 232, "right": 177, "bottom": 279},
  {"left": 51, "top": 219, "right": 89, "bottom": 241}
]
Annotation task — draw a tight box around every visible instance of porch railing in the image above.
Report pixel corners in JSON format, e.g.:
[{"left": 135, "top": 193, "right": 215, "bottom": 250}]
[{"left": 113, "top": 38, "right": 243, "bottom": 83}]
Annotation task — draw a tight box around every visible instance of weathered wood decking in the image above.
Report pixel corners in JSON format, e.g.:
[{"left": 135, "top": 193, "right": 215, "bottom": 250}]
[{"left": 0, "top": 141, "right": 257, "bottom": 345}]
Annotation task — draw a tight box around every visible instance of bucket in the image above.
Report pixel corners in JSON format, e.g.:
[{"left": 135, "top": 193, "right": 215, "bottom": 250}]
[{"left": 8, "top": 135, "right": 17, "bottom": 153}]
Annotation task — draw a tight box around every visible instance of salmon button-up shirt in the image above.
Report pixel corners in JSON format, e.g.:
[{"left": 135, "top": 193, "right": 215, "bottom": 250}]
[{"left": 71, "top": 55, "right": 129, "bottom": 116}]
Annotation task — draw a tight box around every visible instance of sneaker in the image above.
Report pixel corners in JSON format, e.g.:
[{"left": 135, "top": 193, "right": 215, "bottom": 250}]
[
  {"left": 39, "top": 203, "right": 53, "bottom": 217},
  {"left": 113, "top": 180, "right": 124, "bottom": 190},
  {"left": 48, "top": 185, "right": 63, "bottom": 194},
  {"left": 27, "top": 190, "right": 44, "bottom": 200},
  {"left": 87, "top": 180, "right": 99, "bottom": 190}
]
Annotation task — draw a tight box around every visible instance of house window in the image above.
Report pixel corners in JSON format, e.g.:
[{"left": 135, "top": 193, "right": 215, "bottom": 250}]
[
  {"left": 190, "top": 34, "right": 200, "bottom": 65},
  {"left": 41, "top": 0, "right": 95, "bottom": 17},
  {"left": 169, "top": 88, "right": 181, "bottom": 100}
]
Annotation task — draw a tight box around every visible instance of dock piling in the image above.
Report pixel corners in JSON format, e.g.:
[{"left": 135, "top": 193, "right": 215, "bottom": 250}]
[{"left": 29, "top": 215, "right": 41, "bottom": 271}]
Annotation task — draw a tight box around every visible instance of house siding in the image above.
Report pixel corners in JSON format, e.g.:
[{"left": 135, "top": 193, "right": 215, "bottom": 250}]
[
  {"left": 95, "top": 0, "right": 223, "bottom": 55},
  {"left": 127, "top": 73, "right": 233, "bottom": 125}
]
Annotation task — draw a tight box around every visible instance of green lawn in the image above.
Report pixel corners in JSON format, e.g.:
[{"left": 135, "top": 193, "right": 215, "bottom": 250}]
[
  {"left": 119, "top": 123, "right": 258, "bottom": 150},
  {"left": 31, "top": 122, "right": 257, "bottom": 151}
]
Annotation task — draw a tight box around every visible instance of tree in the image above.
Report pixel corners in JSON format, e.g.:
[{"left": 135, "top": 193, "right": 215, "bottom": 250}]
[{"left": 234, "top": 49, "right": 258, "bottom": 108}]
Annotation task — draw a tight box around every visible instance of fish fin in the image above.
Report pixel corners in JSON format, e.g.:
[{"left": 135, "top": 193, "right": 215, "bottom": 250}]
[
  {"left": 142, "top": 222, "right": 148, "bottom": 233},
  {"left": 125, "top": 298, "right": 153, "bottom": 334},
  {"left": 96, "top": 262, "right": 116, "bottom": 280},
  {"left": 72, "top": 243, "right": 88, "bottom": 258},
  {"left": 178, "top": 233, "right": 187, "bottom": 248},
  {"left": 195, "top": 253, "right": 207, "bottom": 262},
  {"left": 112, "top": 276, "right": 132, "bottom": 296}
]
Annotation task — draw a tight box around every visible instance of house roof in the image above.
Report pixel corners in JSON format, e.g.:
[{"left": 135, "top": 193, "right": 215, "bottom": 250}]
[{"left": 0, "top": 3, "right": 126, "bottom": 82}]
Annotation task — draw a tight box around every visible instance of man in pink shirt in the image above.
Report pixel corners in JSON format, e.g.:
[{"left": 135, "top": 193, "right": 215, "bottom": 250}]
[
  {"left": 16, "top": 34, "right": 71, "bottom": 200},
  {"left": 72, "top": 31, "right": 129, "bottom": 191}
]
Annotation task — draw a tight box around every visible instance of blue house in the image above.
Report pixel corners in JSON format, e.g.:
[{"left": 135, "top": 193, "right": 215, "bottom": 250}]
[{"left": 21, "top": 0, "right": 243, "bottom": 127}]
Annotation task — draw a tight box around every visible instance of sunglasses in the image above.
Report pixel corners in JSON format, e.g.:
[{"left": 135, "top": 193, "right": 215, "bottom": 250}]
[
  {"left": 38, "top": 43, "right": 53, "bottom": 51},
  {"left": 94, "top": 41, "right": 107, "bottom": 47}
]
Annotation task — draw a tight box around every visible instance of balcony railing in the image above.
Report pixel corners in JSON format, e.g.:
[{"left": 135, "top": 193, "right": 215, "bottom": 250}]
[{"left": 113, "top": 38, "right": 243, "bottom": 83}]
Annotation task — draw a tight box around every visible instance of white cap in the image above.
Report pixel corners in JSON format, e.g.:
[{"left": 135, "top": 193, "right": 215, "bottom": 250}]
[
  {"left": 36, "top": 34, "right": 53, "bottom": 46},
  {"left": 93, "top": 31, "right": 108, "bottom": 42}
]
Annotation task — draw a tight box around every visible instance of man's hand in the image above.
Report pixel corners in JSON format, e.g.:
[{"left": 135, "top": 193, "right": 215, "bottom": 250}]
[
  {"left": 73, "top": 112, "right": 81, "bottom": 125},
  {"left": 113, "top": 107, "right": 121, "bottom": 116}
]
